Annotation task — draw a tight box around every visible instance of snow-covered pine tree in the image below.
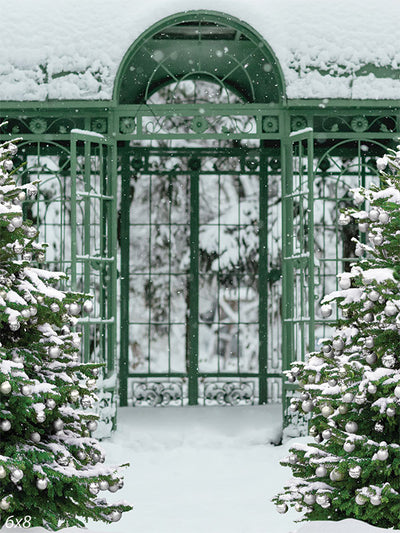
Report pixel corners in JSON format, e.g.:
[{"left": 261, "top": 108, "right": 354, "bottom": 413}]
[
  {"left": 0, "top": 137, "right": 132, "bottom": 530},
  {"left": 273, "top": 147, "right": 400, "bottom": 528}
]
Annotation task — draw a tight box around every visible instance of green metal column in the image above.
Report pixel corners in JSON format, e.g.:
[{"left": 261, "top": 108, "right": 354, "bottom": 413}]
[
  {"left": 119, "top": 146, "right": 130, "bottom": 407},
  {"left": 188, "top": 160, "right": 200, "bottom": 405},
  {"left": 258, "top": 147, "right": 269, "bottom": 404}
]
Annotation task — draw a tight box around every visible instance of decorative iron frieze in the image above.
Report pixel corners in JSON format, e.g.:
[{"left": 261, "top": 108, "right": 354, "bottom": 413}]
[
  {"left": 290, "top": 115, "right": 308, "bottom": 132},
  {"left": 0, "top": 116, "right": 85, "bottom": 135},
  {"left": 262, "top": 115, "right": 279, "bottom": 133},
  {"left": 90, "top": 118, "right": 108, "bottom": 134},
  {"left": 119, "top": 117, "right": 136, "bottom": 134},
  {"left": 317, "top": 115, "right": 396, "bottom": 134},
  {"left": 131, "top": 380, "right": 183, "bottom": 406},
  {"left": 203, "top": 381, "right": 254, "bottom": 405}
]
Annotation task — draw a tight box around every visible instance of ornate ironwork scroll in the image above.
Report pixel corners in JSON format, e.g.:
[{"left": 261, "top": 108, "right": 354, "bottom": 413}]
[
  {"left": 131, "top": 380, "right": 183, "bottom": 406},
  {"left": 203, "top": 381, "right": 254, "bottom": 405}
]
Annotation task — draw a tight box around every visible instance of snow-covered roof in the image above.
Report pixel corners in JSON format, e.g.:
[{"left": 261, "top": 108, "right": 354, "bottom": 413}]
[{"left": 1, "top": 0, "right": 400, "bottom": 102}]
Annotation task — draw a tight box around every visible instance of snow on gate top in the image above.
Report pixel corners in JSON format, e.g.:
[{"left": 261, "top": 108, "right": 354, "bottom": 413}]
[{"left": 1, "top": 0, "right": 400, "bottom": 101}]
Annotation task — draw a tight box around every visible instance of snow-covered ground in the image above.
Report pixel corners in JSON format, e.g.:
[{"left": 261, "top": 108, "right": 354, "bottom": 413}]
[{"left": 5, "top": 405, "right": 400, "bottom": 533}]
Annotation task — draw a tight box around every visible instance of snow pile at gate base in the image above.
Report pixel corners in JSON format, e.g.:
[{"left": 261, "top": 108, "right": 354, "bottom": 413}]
[
  {"left": 3, "top": 407, "right": 400, "bottom": 533},
  {"left": 2, "top": 0, "right": 400, "bottom": 101}
]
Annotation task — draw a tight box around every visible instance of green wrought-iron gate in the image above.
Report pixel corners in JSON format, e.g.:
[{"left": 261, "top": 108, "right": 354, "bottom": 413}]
[
  {"left": 118, "top": 143, "right": 284, "bottom": 406},
  {"left": 70, "top": 130, "right": 118, "bottom": 436}
]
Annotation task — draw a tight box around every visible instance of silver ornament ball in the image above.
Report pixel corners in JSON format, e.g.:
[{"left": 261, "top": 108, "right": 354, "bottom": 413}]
[
  {"left": 1, "top": 420, "right": 11, "bottom": 431},
  {"left": 99, "top": 480, "right": 109, "bottom": 491},
  {"left": 0, "top": 381, "right": 11, "bottom": 394},
  {"left": 304, "top": 493, "right": 316, "bottom": 505},
  {"left": 83, "top": 300, "right": 94, "bottom": 313},
  {"left": 31, "top": 432, "right": 41, "bottom": 443},
  {"left": 89, "top": 482, "right": 99, "bottom": 495},
  {"left": 109, "top": 510, "right": 122, "bottom": 522},
  {"left": 355, "top": 494, "right": 367, "bottom": 505},
  {"left": 320, "top": 304, "right": 333, "bottom": 318},
  {"left": 346, "top": 421, "right": 358, "bottom": 434},
  {"left": 344, "top": 440, "right": 355, "bottom": 452},
  {"left": 53, "top": 418, "right": 64, "bottom": 431},
  {"left": 0, "top": 466, "right": 6, "bottom": 478},
  {"left": 36, "top": 478, "right": 48, "bottom": 490},
  {"left": 69, "top": 302, "right": 81, "bottom": 316},
  {"left": 349, "top": 466, "right": 362, "bottom": 479},
  {"left": 0, "top": 498, "right": 10, "bottom": 511},
  {"left": 315, "top": 465, "right": 327, "bottom": 478}
]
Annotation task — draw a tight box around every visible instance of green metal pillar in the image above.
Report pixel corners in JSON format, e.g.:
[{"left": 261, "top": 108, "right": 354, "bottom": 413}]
[
  {"left": 119, "top": 146, "right": 130, "bottom": 406},
  {"left": 258, "top": 147, "right": 269, "bottom": 404},
  {"left": 188, "top": 159, "right": 200, "bottom": 405}
]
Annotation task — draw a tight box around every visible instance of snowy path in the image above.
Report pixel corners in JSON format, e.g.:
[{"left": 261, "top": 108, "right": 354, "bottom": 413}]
[{"left": 4, "top": 405, "right": 400, "bottom": 533}]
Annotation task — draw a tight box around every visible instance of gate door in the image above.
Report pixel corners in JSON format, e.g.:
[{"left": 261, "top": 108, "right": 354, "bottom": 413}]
[
  {"left": 282, "top": 127, "right": 315, "bottom": 430},
  {"left": 70, "top": 130, "right": 118, "bottom": 437}
]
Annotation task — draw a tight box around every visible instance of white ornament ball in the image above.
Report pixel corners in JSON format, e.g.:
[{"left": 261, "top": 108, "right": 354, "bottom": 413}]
[
  {"left": 69, "top": 302, "right": 81, "bottom": 316},
  {"left": 70, "top": 389, "right": 80, "bottom": 402},
  {"left": 21, "top": 384, "right": 32, "bottom": 396},
  {"left": 377, "top": 449, "right": 389, "bottom": 461},
  {"left": 288, "top": 454, "right": 297, "bottom": 464},
  {"left": 344, "top": 440, "right": 355, "bottom": 452},
  {"left": 108, "top": 483, "right": 119, "bottom": 493},
  {"left": 339, "top": 277, "right": 351, "bottom": 290},
  {"left": 364, "top": 312, "right": 374, "bottom": 322},
  {"left": 83, "top": 300, "right": 94, "bottom": 313},
  {"left": 373, "top": 234, "right": 383, "bottom": 246},
  {"left": 46, "top": 399, "right": 56, "bottom": 409},
  {"left": 9, "top": 320, "right": 20, "bottom": 331},
  {"left": 315, "top": 494, "right": 329, "bottom": 506},
  {"left": 315, "top": 465, "right": 327, "bottom": 478},
  {"left": 394, "top": 385, "right": 400, "bottom": 398},
  {"left": 0, "top": 381, "right": 11, "bottom": 394},
  {"left": 375, "top": 422, "right": 384, "bottom": 432},
  {"left": 36, "top": 478, "right": 48, "bottom": 490},
  {"left": 379, "top": 212, "right": 390, "bottom": 224},
  {"left": 321, "top": 404, "right": 334, "bottom": 417},
  {"left": 355, "top": 494, "right": 367, "bottom": 505},
  {"left": 99, "top": 480, "right": 109, "bottom": 491},
  {"left": 338, "top": 213, "right": 351, "bottom": 225},
  {"left": 386, "top": 406, "right": 396, "bottom": 417},
  {"left": 109, "top": 510, "right": 122, "bottom": 522},
  {"left": 384, "top": 303, "right": 397, "bottom": 316},
  {"left": 338, "top": 404, "right": 348, "bottom": 414},
  {"left": 370, "top": 495, "right": 381, "bottom": 506},
  {"left": 86, "top": 379, "right": 96, "bottom": 390},
  {"left": 0, "top": 466, "right": 6, "bottom": 478},
  {"left": 320, "top": 304, "right": 333, "bottom": 318},
  {"left": 1, "top": 420, "right": 11, "bottom": 431},
  {"left": 49, "top": 346, "right": 61, "bottom": 358},
  {"left": 304, "top": 493, "right": 316, "bottom": 505},
  {"left": 343, "top": 392, "right": 354, "bottom": 403},
  {"left": 0, "top": 498, "right": 10, "bottom": 510},
  {"left": 53, "top": 418, "right": 64, "bottom": 431},
  {"left": 365, "top": 336, "right": 374, "bottom": 349},
  {"left": 368, "top": 383, "right": 377, "bottom": 394},
  {"left": 369, "top": 208, "right": 379, "bottom": 221},
  {"left": 366, "top": 353, "right": 377, "bottom": 365},
  {"left": 368, "top": 291, "right": 379, "bottom": 302},
  {"left": 87, "top": 420, "right": 98, "bottom": 432},
  {"left": 346, "top": 421, "right": 358, "bottom": 434},
  {"left": 11, "top": 216, "right": 22, "bottom": 228},
  {"left": 31, "top": 432, "right": 41, "bottom": 443},
  {"left": 36, "top": 412, "right": 46, "bottom": 423},
  {"left": 89, "top": 482, "right": 99, "bottom": 495},
  {"left": 322, "top": 344, "right": 332, "bottom": 354},
  {"left": 330, "top": 469, "right": 344, "bottom": 482},
  {"left": 50, "top": 302, "right": 60, "bottom": 313},
  {"left": 77, "top": 451, "right": 86, "bottom": 461},
  {"left": 301, "top": 400, "right": 314, "bottom": 413},
  {"left": 295, "top": 502, "right": 302, "bottom": 512},
  {"left": 322, "top": 429, "right": 332, "bottom": 440},
  {"left": 355, "top": 394, "right": 366, "bottom": 405},
  {"left": 12, "top": 468, "right": 23, "bottom": 481},
  {"left": 332, "top": 338, "right": 345, "bottom": 351},
  {"left": 349, "top": 466, "right": 362, "bottom": 479},
  {"left": 276, "top": 503, "right": 288, "bottom": 514}
]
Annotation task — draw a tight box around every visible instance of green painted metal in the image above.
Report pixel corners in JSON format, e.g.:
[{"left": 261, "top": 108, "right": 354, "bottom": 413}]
[
  {"left": 282, "top": 127, "right": 315, "bottom": 428},
  {"left": 70, "top": 130, "right": 118, "bottom": 435},
  {"left": 114, "top": 10, "right": 286, "bottom": 105},
  {"left": 258, "top": 148, "right": 269, "bottom": 404},
  {"left": 188, "top": 161, "right": 200, "bottom": 405}
]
